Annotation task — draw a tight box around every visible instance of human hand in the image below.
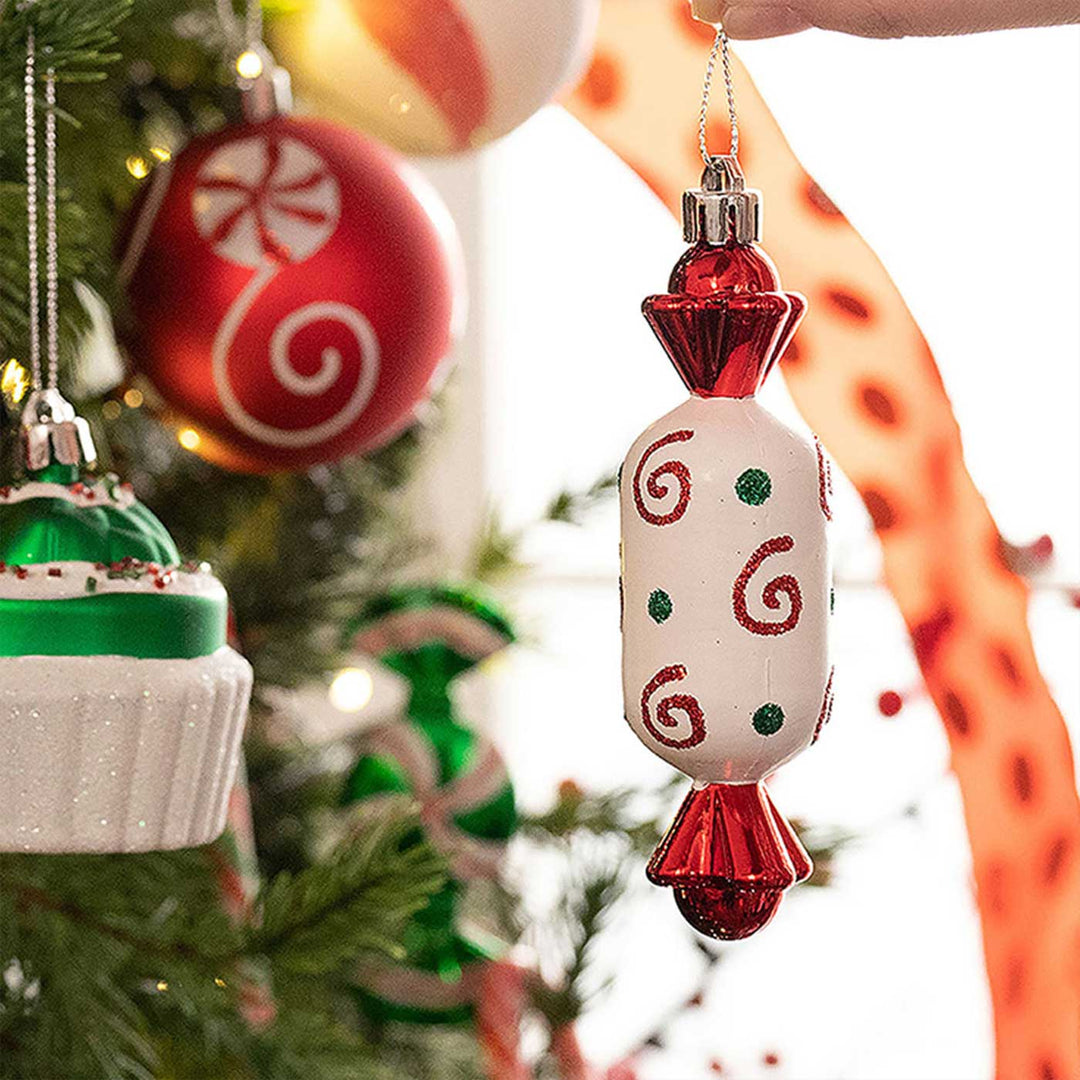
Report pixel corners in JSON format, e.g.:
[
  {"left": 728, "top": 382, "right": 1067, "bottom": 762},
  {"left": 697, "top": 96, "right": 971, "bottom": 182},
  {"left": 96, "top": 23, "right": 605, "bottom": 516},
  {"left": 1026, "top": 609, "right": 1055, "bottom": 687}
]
[{"left": 690, "top": 0, "right": 1080, "bottom": 38}]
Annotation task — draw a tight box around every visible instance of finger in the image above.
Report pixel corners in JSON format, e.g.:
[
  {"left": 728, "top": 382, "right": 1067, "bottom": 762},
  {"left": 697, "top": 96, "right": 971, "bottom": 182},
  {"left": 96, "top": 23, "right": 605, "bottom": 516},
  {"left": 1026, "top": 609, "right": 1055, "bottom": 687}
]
[{"left": 696, "top": 0, "right": 1080, "bottom": 39}]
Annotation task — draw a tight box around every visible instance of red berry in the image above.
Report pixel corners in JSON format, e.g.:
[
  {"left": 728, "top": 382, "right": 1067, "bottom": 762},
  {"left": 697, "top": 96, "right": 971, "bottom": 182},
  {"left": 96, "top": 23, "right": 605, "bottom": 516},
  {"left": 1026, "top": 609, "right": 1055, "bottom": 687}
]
[
  {"left": 763, "top": 1051, "right": 781, "bottom": 1067},
  {"left": 558, "top": 779, "right": 584, "bottom": 801},
  {"left": 1031, "top": 534, "right": 1054, "bottom": 562}
]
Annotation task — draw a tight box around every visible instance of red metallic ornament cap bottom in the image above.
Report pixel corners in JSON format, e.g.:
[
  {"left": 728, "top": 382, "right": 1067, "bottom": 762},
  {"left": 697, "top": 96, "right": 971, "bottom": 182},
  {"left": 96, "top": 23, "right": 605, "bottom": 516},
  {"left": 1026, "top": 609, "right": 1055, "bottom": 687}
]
[{"left": 647, "top": 782, "right": 812, "bottom": 940}]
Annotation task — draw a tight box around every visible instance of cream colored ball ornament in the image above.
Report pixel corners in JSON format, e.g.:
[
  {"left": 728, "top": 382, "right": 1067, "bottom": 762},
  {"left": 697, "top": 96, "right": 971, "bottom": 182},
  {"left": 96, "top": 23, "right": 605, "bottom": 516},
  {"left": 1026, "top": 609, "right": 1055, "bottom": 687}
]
[{"left": 272, "top": 0, "right": 599, "bottom": 154}]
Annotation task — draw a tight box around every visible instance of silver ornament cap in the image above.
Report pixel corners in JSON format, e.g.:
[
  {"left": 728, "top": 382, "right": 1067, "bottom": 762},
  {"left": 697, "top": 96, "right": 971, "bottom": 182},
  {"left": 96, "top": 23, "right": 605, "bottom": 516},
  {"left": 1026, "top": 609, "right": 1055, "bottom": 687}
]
[
  {"left": 683, "top": 155, "right": 762, "bottom": 246},
  {"left": 20, "top": 388, "right": 97, "bottom": 473}
]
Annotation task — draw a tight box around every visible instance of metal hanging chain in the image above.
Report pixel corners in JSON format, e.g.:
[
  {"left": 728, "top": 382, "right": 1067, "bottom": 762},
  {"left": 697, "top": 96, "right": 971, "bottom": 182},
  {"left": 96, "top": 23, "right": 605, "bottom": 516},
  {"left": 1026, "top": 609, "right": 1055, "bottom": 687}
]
[
  {"left": 215, "top": 0, "right": 262, "bottom": 47},
  {"left": 246, "top": 0, "right": 263, "bottom": 46},
  {"left": 24, "top": 29, "right": 41, "bottom": 390},
  {"left": 44, "top": 66, "right": 59, "bottom": 389},
  {"left": 698, "top": 23, "right": 739, "bottom": 165}
]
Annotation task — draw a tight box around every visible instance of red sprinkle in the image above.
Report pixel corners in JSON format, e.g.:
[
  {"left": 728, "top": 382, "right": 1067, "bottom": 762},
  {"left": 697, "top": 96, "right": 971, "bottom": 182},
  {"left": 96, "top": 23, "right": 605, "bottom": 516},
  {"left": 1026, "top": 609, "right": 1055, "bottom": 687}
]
[
  {"left": 14, "top": 566, "right": 28, "bottom": 580},
  {"left": 47, "top": 567, "right": 63, "bottom": 578}
]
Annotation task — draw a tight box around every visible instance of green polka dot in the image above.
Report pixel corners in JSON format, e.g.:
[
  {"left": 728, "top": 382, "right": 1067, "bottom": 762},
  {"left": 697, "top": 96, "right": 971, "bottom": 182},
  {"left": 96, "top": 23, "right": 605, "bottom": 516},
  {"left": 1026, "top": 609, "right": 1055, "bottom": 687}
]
[
  {"left": 735, "top": 468, "right": 772, "bottom": 506},
  {"left": 752, "top": 702, "right": 785, "bottom": 736},
  {"left": 648, "top": 588, "right": 673, "bottom": 624}
]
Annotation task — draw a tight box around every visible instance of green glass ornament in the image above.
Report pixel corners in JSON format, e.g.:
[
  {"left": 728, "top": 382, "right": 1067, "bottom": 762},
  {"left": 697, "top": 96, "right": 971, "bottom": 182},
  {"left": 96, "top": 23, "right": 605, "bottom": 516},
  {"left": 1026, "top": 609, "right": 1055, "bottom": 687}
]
[
  {"left": 341, "top": 585, "right": 517, "bottom": 1024},
  {"left": 0, "top": 393, "right": 226, "bottom": 659}
]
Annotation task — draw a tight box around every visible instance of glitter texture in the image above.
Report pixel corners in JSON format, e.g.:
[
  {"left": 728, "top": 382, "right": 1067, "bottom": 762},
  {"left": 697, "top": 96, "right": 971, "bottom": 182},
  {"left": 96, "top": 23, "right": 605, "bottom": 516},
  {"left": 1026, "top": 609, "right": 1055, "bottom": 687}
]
[
  {"left": 732, "top": 535, "right": 803, "bottom": 636},
  {"left": 648, "top": 588, "right": 673, "bottom": 623},
  {"left": 641, "top": 664, "right": 706, "bottom": 749},
  {"left": 752, "top": 702, "right": 785, "bottom": 736},
  {"left": 734, "top": 468, "right": 771, "bottom": 506},
  {"left": 633, "top": 429, "right": 694, "bottom": 526},
  {"left": 0, "top": 648, "right": 251, "bottom": 852}
]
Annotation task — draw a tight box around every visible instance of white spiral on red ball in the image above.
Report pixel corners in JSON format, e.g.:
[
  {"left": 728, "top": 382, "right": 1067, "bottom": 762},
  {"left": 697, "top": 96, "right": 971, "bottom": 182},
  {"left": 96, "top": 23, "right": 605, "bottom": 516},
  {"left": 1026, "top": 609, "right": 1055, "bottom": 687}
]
[{"left": 194, "top": 134, "right": 381, "bottom": 450}]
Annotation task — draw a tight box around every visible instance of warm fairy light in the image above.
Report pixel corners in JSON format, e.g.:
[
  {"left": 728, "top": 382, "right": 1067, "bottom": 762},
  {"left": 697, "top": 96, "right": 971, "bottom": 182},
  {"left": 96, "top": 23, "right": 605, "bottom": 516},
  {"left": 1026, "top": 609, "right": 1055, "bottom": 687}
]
[
  {"left": 329, "top": 667, "right": 374, "bottom": 713},
  {"left": 126, "top": 155, "right": 150, "bottom": 179},
  {"left": 177, "top": 427, "right": 201, "bottom": 451},
  {"left": 236, "top": 50, "right": 264, "bottom": 80},
  {"left": 101, "top": 400, "right": 122, "bottom": 421},
  {"left": 1, "top": 358, "right": 30, "bottom": 404},
  {"left": 149, "top": 145, "right": 171, "bottom": 163},
  {"left": 156, "top": 980, "right": 168, "bottom": 992},
  {"left": 123, "top": 388, "right": 144, "bottom": 409},
  {"left": 214, "top": 977, "right": 227, "bottom": 988}
]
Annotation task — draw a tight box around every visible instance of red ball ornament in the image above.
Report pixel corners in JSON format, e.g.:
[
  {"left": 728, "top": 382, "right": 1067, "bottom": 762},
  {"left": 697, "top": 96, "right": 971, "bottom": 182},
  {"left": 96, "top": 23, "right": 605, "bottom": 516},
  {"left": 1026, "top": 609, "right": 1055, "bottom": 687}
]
[{"left": 119, "top": 115, "right": 463, "bottom": 472}]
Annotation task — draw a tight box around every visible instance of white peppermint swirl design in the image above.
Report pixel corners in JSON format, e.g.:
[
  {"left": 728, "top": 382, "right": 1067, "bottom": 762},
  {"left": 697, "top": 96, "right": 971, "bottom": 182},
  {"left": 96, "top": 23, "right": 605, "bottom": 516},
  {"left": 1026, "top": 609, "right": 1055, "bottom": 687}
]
[{"left": 192, "top": 134, "right": 380, "bottom": 449}]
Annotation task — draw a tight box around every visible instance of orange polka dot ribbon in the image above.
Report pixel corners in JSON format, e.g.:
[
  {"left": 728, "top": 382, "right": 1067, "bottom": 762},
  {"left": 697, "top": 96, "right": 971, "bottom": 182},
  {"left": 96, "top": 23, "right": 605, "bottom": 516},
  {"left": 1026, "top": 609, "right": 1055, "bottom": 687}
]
[{"left": 564, "top": 4, "right": 1080, "bottom": 1075}]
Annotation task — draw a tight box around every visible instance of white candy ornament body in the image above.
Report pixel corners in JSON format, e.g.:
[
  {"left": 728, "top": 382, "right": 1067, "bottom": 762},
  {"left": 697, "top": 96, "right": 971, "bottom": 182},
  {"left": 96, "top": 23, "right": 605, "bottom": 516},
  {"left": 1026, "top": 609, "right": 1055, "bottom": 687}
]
[
  {"left": 621, "top": 395, "right": 830, "bottom": 784},
  {"left": 620, "top": 156, "right": 834, "bottom": 940}
]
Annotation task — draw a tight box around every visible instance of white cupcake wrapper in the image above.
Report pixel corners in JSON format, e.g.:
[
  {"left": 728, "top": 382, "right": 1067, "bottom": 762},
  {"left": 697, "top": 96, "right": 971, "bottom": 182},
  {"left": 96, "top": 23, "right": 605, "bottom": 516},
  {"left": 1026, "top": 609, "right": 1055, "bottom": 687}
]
[{"left": 0, "top": 647, "right": 252, "bottom": 853}]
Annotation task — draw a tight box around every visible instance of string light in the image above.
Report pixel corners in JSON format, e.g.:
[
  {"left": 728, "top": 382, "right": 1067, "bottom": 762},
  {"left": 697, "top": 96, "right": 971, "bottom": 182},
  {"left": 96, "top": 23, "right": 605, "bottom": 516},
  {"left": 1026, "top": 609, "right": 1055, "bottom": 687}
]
[
  {"left": 123, "top": 388, "right": 144, "bottom": 408},
  {"left": 236, "top": 49, "right": 263, "bottom": 80},
  {"left": 329, "top": 667, "right": 374, "bottom": 713},
  {"left": 177, "top": 427, "right": 201, "bottom": 451},
  {"left": 126, "top": 155, "right": 150, "bottom": 179},
  {"left": 149, "top": 145, "right": 172, "bottom": 163},
  {"left": 1, "top": 359, "right": 30, "bottom": 405},
  {"left": 101, "top": 400, "right": 122, "bottom": 420}
]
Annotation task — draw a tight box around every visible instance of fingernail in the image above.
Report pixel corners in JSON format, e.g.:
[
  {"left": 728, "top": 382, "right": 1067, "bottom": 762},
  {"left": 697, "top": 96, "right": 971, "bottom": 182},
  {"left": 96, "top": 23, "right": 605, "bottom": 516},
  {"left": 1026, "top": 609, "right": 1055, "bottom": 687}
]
[
  {"left": 723, "top": 4, "right": 812, "bottom": 38},
  {"left": 690, "top": 0, "right": 725, "bottom": 22}
]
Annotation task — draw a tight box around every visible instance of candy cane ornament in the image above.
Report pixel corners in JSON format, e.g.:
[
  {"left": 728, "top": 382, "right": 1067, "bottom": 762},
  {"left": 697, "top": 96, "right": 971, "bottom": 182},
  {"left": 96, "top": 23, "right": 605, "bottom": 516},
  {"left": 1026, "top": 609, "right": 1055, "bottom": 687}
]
[{"left": 620, "top": 46, "right": 831, "bottom": 939}]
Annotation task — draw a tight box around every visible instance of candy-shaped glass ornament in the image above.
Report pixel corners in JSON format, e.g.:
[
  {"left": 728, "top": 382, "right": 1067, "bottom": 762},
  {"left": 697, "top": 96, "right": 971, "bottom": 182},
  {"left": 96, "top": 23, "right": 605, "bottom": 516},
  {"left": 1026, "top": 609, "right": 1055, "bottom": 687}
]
[
  {"left": 620, "top": 153, "right": 833, "bottom": 939},
  {"left": 340, "top": 586, "right": 517, "bottom": 1024}
]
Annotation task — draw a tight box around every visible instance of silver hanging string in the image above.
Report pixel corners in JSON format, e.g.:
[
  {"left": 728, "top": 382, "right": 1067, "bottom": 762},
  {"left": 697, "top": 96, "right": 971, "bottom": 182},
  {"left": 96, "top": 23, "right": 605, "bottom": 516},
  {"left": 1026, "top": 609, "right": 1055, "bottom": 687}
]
[
  {"left": 24, "top": 29, "right": 41, "bottom": 389},
  {"left": 245, "top": 0, "right": 263, "bottom": 46},
  {"left": 44, "top": 66, "right": 59, "bottom": 390},
  {"left": 215, "top": 0, "right": 262, "bottom": 47},
  {"left": 698, "top": 23, "right": 739, "bottom": 165}
]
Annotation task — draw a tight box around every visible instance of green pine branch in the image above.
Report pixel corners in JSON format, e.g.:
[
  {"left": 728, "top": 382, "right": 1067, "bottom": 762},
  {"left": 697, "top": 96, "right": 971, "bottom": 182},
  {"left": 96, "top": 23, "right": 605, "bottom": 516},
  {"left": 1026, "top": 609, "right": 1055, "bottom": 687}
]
[{"left": 0, "top": 802, "right": 445, "bottom": 1080}]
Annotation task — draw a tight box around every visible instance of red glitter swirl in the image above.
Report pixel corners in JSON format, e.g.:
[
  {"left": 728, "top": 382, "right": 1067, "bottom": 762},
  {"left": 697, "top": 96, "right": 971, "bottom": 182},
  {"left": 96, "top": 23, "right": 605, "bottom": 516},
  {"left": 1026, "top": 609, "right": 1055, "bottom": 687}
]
[
  {"left": 815, "top": 436, "right": 833, "bottom": 521},
  {"left": 812, "top": 667, "right": 836, "bottom": 744},
  {"left": 633, "top": 430, "right": 694, "bottom": 526},
  {"left": 732, "top": 536, "right": 803, "bottom": 636},
  {"left": 641, "top": 665, "right": 706, "bottom": 749}
]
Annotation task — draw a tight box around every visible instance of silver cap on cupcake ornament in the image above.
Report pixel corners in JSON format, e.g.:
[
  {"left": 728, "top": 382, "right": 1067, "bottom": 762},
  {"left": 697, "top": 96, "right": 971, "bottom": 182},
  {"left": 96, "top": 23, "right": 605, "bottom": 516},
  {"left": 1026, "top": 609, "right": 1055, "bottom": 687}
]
[{"left": 20, "top": 388, "right": 97, "bottom": 473}]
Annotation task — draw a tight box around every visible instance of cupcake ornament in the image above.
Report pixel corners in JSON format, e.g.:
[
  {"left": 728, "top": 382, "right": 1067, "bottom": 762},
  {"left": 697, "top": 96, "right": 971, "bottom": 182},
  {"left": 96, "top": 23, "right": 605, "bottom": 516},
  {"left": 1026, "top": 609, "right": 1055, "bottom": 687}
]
[
  {"left": 0, "top": 44, "right": 251, "bottom": 852},
  {"left": 0, "top": 392, "right": 253, "bottom": 853}
]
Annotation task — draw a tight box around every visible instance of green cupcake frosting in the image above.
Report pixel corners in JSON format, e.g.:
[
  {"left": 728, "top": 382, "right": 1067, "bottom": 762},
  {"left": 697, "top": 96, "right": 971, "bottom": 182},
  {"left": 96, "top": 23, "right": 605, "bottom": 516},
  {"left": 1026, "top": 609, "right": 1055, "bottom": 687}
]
[{"left": 0, "top": 472, "right": 226, "bottom": 659}]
